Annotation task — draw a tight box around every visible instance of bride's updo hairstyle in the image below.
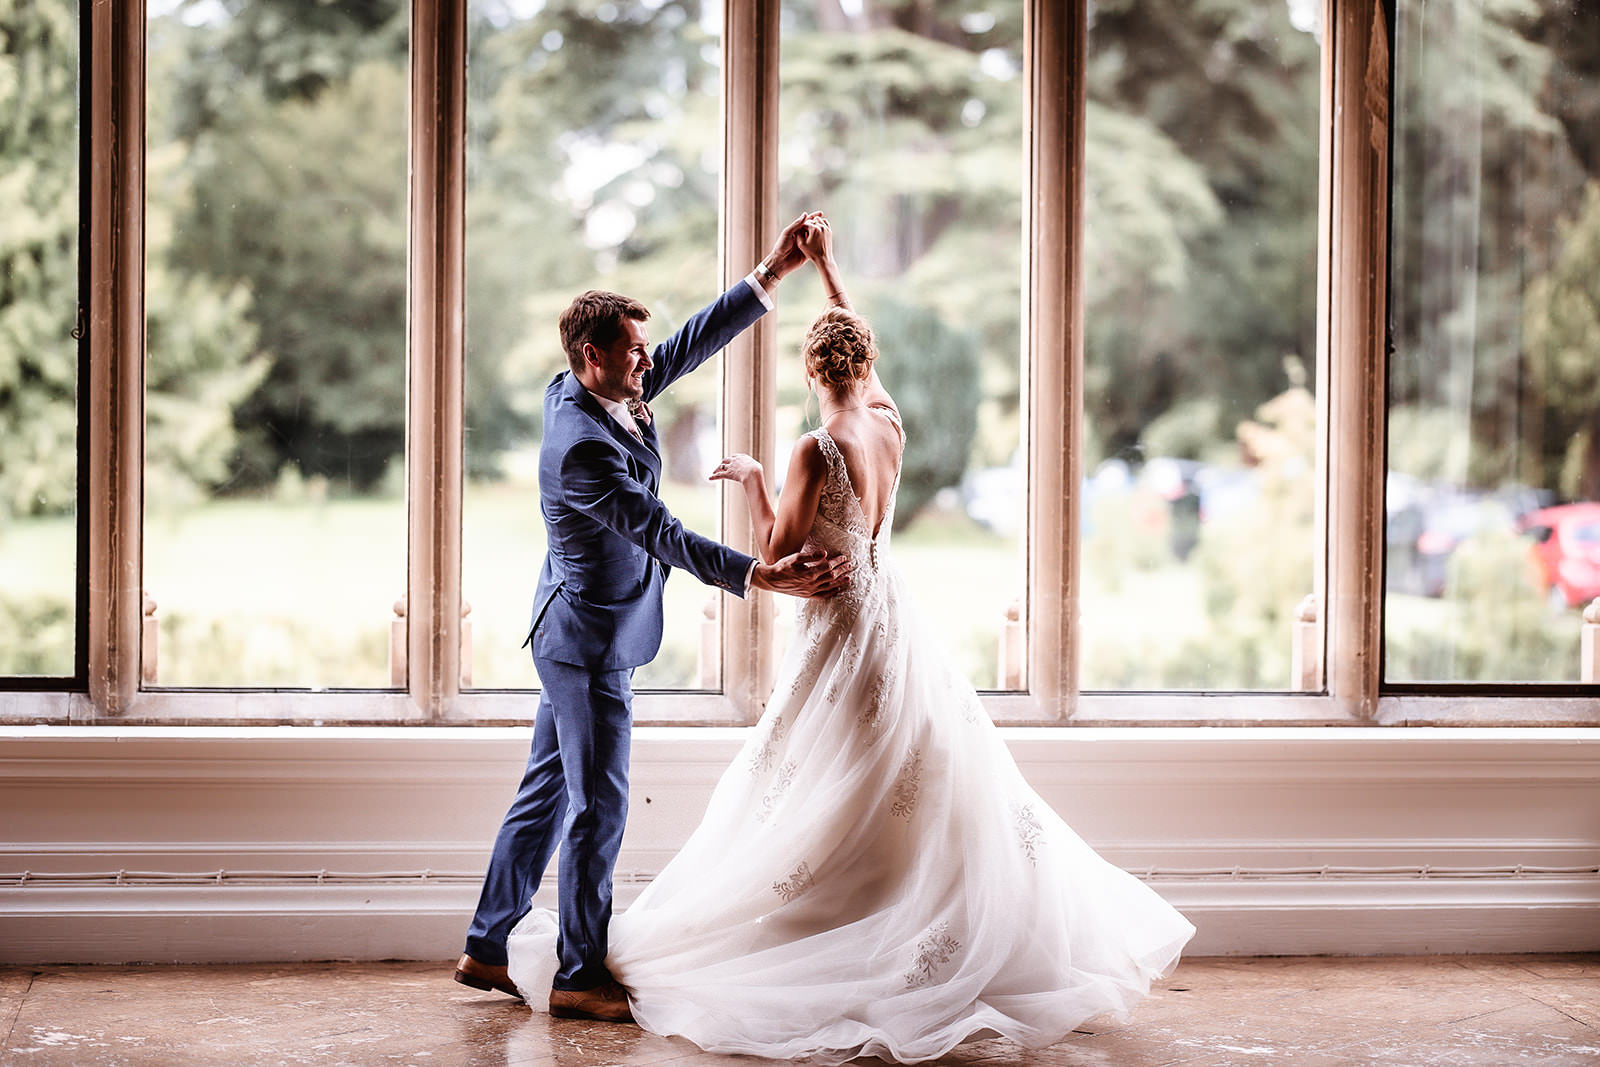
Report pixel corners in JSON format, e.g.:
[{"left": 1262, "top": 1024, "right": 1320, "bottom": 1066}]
[{"left": 803, "top": 308, "right": 877, "bottom": 389}]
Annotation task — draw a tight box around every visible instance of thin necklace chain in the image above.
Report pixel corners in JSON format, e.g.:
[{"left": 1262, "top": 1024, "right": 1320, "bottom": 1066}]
[{"left": 820, "top": 401, "right": 868, "bottom": 423}]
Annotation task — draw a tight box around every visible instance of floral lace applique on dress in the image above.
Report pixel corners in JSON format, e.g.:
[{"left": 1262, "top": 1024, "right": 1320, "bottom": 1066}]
[
  {"left": 757, "top": 759, "right": 797, "bottom": 823},
  {"left": 903, "top": 921, "right": 961, "bottom": 989},
  {"left": 1013, "top": 801, "right": 1045, "bottom": 865},
  {"left": 890, "top": 747, "right": 923, "bottom": 819},
  {"left": 773, "top": 860, "right": 815, "bottom": 903},
  {"left": 749, "top": 714, "right": 788, "bottom": 775}
]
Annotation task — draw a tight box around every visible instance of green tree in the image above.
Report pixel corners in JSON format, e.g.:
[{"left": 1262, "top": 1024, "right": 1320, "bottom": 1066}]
[
  {"left": 154, "top": 0, "right": 535, "bottom": 489},
  {"left": 1523, "top": 181, "right": 1600, "bottom": 501},
  {"left": 166, "top": 0, "right": 408, "bottom": 139},
  {"left": 170, "top": 60, "right": 410, "bottom": 489},
  {"left": 872, "top": 298, "right": 981, "bottom": 528},
  {"left": 1389, "top": 0, "right": 1590, "bottom": 491},
  {"left": 1085, "top": 0, "right": 1321, "bottom": 461},
  {"left": 1083, "top": 102, "right": 1225, "bottom": 461},
  {"left": 2, "top": 0, "right": 259, "bottom": 516},
  {"left": 776, "top": 4, "right": 1026, "bottom": 476},
  {"left": 0, "top": 0, "right": 79, "bottom": 518},
  {"left": 462, "top": 0, "right": 726, "bottom": 479}
]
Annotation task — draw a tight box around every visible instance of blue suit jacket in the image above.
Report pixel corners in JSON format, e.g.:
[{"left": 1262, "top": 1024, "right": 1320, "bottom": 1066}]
[{"left": 523, "top": 281, "right": 765, "bottom": 669}]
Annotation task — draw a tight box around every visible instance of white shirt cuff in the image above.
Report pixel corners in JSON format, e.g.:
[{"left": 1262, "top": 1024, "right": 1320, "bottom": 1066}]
[
  {"left": 744, "top": 272, "right": 775, "bottom": 312},
  {"left": 744, "top": 558, "right": 758, "bottom": 595}
]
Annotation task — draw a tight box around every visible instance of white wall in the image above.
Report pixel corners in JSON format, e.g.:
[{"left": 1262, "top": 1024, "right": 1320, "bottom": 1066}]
[{"left": 2, "top": 725, "right": 1598, "bottom": 963}]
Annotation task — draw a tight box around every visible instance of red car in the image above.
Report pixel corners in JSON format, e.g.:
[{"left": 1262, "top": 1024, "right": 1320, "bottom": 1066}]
[{"left": 1520, "top": 503, "right": 1600, "bottom": 610}]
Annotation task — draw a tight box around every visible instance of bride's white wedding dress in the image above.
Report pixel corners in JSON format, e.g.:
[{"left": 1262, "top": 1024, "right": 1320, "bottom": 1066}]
[{"left": 508, "top": 410, "right": 1194, "bottom": 1063}]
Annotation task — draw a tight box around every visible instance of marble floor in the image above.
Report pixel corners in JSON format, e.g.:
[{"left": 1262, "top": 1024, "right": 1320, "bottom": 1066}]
[{"left": 1, "top": 955, "right": 1596, "bottom": 1066}]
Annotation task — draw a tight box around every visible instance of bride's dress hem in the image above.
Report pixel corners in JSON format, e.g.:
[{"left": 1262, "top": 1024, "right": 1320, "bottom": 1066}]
[{"left": 626, "top": 932, "right": 1190, "bottom": 1065}]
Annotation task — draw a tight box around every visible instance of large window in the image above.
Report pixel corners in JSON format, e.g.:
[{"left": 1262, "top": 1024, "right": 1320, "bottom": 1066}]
[
  {"left": 1386, "top": 0, "right": 1600, "bottom": 685},
  {"left": 0, "top": 0, "right": 79, "bottom": 680},
  {"left": 1081, "top": 0, "right": 1323, "bottom": 691},
  {"left": 776, "top": 0, "right": 1027, "bottom": 690},
  {"left": 7, "top": 0, "right": 1600, "bottom": 725},
  {"left": 142, "top": 0, "right": 409, "bottom": 688},
  {"left": 464, "top": 0, "right": 723, "bottom": 691}
]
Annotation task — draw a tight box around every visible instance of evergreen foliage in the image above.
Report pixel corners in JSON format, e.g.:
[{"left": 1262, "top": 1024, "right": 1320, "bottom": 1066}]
[{"left": 871, "top": 298, "right": 981, "bottom": 529}]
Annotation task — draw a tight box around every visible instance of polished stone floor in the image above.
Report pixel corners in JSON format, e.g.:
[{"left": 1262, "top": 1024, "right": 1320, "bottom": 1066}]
[{"left": 1, "top": 955, "right": 1596, "bottom": 1066}]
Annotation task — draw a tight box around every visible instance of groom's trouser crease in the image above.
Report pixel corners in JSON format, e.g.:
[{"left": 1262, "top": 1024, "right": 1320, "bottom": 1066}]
[{"left": 466, "top": 658, "right": 633, "bottom": 990}]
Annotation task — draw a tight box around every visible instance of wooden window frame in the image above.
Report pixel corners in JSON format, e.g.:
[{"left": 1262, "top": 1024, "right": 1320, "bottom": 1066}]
[{"left": 2, "top": 0, "right": 1591, "bottom": 726}]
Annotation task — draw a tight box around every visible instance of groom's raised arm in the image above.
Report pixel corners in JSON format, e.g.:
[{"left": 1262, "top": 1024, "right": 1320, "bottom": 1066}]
[
  {"left": 639, "top": 281, "right": 769, "bottom": 403},
  {"left": 640, "top": 213, "right": 814, "bottom": 401}
]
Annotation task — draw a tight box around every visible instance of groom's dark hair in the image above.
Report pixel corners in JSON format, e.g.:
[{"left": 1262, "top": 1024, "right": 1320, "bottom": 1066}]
[{"left": 560, "top": 290, "right": 651, "bottom": 373}]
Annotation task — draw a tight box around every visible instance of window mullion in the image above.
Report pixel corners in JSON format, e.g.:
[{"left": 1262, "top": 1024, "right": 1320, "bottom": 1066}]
[
  {"left": 1026, "top": 0, "right": 1083, "bottom": 721},
  {"left": 406, "top": 0, "right": 467, "bottom": 717},
  {"left": 719, "top": 0, "right": 779, "bottom": 725},
  {"left": 86, "top": 0, "right": 146, "bottom": 719},
  {"left": 1310, "top": 0, "right": 1338, "bottom": 697},
  {"left": 1324, "top": 0, "right": 1390, "bottom": 719}
]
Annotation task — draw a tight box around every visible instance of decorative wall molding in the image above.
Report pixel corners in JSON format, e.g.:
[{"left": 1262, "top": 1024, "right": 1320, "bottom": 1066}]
[{"left": 2, "top": 726, "right": 1597, "bottom": 963}]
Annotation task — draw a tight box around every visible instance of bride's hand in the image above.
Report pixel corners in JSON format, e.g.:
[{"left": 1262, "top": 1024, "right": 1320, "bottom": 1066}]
[
  {"left": 798, "top": 216, "right": 834, "bottom": 264},
  {"left": 709, "top": 453, "right": 762, "bottom": 486}
]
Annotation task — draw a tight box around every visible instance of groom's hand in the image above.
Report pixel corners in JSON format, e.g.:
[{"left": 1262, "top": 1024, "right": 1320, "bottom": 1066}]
[
  {"left": 751, "top": 549, "right": 852, "bottom": 598},
  {"left": 761, "top": 212, "right": 816, "bottom": 281}
]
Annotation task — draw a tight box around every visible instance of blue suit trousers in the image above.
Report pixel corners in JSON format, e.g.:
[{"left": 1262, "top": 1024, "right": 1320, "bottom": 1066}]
[{"left": 464, "top": 657, "right": 632, "bottom": 991}]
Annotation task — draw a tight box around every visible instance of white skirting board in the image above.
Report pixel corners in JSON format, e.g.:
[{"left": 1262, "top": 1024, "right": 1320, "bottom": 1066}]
[
  {"left": 3, "top": 875, "right": 1597, "bottom": 964},
  {"left": 2, "top": 725, "right": 1598, "bottom": 964}
]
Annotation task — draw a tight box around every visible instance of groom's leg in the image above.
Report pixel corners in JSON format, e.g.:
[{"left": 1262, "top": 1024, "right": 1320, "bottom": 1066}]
[
  {"left": 542, "top": 658, "right": 633, "bottom": 992},
  {"left": 463, "top": 684, "right": 568, "bottom": 966}
]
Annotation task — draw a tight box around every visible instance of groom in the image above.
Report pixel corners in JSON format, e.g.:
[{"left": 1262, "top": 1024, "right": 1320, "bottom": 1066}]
[{"left": 455, "top": 214, "right": 850, "bottom": 1021}]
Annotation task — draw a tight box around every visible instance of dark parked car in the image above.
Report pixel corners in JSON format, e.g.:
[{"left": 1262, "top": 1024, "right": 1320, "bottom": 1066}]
[
  {"left": 1519, "top": 503, "right": 1600, "bottom": 611},
  {"left": 1386, "top": 477, "right": 1551, "bottom": 598},
  {"left": 1411, "top": 494, "right": 1517, "bottom": 598}
]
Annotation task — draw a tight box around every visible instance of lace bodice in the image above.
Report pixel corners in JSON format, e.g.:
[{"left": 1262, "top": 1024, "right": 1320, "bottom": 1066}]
[
  {"left": 794, "top": 409, "right": 903, "bottom": 631},
  {"left": 801, "top": 409, "right": 903, "bottom": 567}
]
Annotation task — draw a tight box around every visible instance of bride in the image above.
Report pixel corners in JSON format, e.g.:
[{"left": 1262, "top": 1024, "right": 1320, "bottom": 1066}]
[{"left": 508, "top": 217, "right": 1194, "bottom": 1064}]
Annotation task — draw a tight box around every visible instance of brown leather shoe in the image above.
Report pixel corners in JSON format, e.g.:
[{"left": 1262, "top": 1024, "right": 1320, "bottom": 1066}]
[
  {"left": 548, "top": 979, "right": 634, "bottom": 1023},
  {"left": 453, "top": 953, "right": 522, "bottom": 1000}
]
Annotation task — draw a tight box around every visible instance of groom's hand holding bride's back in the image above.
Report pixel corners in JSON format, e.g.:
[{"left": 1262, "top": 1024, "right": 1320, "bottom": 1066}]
[
  {"left": 711, "top": 451, "right": 851, "bottom": 598},
  {"left": 750, "top": 549, "right": 852, "bottom": 598}
]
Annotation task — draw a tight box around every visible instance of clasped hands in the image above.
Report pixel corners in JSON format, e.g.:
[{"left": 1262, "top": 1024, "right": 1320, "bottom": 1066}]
[{"left": 758, "top": 210, "right": 839, "bottom": 282}]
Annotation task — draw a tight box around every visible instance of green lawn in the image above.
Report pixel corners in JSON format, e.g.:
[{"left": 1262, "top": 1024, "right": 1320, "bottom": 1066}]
[
  {"left": 7, "top": 489, "right": 1579, "bottom": 688},
  {"left": 0, "top": 484, "right": 1023, "bottom": 689}
]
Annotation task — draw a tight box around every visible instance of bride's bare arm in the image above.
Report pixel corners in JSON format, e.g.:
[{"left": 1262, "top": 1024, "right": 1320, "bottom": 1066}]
[
  {"left": 801, "top": 218, "right": 899, "bottom": 419},
  {"left": 769, "top": 437, "right": 827, "bottom": 559},
  {"left": 710, "top": 439, "right": 826, "bottom": 564},
  {"left": 710, "top": 455, "right": 777, "bottom": 562}
]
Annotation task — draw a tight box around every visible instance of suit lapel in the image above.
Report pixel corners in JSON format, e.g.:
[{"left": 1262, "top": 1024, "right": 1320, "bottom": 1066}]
[{"left": 562, "top": 373, "right": 663, "bottom": 486}]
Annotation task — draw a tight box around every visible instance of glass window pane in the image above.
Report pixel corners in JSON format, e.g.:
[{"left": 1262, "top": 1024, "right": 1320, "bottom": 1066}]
[
  {"left": 0, "top": 0, "right": 79, "bottom": 677},
  {"left": 1386, "top": 0, "right": 1600, "bottom": 683},
  {"left": 465, "top": 0, "right": 723, "bottom": 690},
  {"left": 1080, "top": 0, "right": 1323, "bottom": 691},
  {"left": 777, "top": 0, "right": 1027, "bottom": 691},
  {"left": 143, "top": 0, "right": 409, "bottom": 688}
]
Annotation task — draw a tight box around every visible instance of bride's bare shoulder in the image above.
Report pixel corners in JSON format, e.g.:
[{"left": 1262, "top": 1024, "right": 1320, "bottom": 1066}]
[{"left": 785, "top": 431, "right": 828, "bottom": 481}]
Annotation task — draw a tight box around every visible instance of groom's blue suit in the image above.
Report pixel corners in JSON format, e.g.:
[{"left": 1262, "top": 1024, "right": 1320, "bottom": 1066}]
[{"left": 465, "top": 280, "right": 766, "bottom": 990}]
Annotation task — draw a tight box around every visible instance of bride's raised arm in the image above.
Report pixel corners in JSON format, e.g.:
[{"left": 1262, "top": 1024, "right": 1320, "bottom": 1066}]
[{"left": 799, "top": 217, "right": 898, "bottom": 419}]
